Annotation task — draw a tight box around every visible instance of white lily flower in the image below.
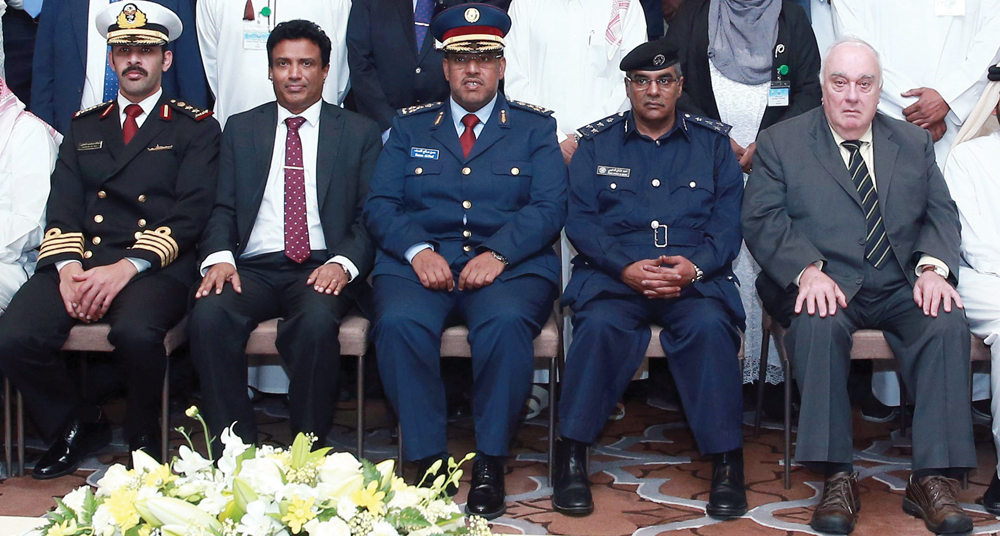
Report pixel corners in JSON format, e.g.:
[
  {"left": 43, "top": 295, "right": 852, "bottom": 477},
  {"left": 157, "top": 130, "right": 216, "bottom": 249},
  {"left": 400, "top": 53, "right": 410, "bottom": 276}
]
[
  {"left": 236, "top": 499, "right": 283, "bottom": 536},
  {"left": 303, "top": 517, "right": 350, "bottom": 536},
  {"left": 174, "top": 446, "right": 214, "bottom": 476},
  {"left": 218, "top": 426, "right": 250, "bottom": 476},
  {"left": 131, "top": 449, "right": 161, "bottom": 474}
]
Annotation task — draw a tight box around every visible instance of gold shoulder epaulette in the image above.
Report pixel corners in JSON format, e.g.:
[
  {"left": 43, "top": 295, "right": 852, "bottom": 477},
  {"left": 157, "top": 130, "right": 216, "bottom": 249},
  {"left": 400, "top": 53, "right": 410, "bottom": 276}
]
[
  {"left": 73, "top": 101, "right": 114, "bottom": 120},
  {"left": 509, "top": 100, "right": 554, "bottom": 116},
  {"left": 168, "top": 99, "right": 214, "bottom": 121},
  {"left": 398, "top": 102, "right": 444, "bottom": 116},
  {"left": 579, "top": 112, "right": 627, "bottom": 139}
]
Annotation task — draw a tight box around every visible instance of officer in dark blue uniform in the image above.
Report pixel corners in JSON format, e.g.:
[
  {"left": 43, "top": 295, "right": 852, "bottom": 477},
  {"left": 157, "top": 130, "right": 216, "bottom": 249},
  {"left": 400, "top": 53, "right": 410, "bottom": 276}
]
[
  {"left": 552, "top": 41, "right": 747, "bottom": 518},
  {"left": 363, "top": 3, "right": 566, "bottom": 520}
]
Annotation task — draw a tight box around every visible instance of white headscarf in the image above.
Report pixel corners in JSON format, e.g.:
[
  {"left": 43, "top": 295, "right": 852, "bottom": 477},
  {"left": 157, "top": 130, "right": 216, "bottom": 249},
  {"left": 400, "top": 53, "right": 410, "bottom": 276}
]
[
  {"left": 951, "top": 64, "right": 1000, "bottom": 151},
  {"left": 0, "top": 77, "right": 62, "bottom": 153}
]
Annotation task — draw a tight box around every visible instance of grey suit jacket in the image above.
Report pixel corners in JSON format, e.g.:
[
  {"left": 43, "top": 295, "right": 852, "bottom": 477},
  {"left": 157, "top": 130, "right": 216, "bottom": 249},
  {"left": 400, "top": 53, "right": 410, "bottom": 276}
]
[
  {"left": 742, "top": 107, "right": 960, "bottom": 307},
  {"left": 199, "top": 101, "right": 382, "bottom": 280}
]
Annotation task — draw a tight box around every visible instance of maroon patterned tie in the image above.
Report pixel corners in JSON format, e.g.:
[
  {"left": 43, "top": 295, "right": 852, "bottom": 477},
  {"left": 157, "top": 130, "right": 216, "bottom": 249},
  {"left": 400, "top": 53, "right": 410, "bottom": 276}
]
[{"left": 283, "top": 116, "right": 310, "bottom": 263}]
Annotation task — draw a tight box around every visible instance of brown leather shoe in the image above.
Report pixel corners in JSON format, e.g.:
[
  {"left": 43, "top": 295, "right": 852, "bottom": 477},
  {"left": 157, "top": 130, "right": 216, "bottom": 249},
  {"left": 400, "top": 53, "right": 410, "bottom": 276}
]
[
  {"left": 903, "top": 474, "right": 972, "bottom": 534},
  {"left": 810, "top": 472, "right": 861, "bottom": 535}
]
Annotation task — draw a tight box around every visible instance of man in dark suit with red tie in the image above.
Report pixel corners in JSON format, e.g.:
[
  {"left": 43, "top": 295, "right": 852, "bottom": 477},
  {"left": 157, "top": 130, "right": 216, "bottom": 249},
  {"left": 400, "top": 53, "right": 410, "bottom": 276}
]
[{"left": 188, "top": 20, "right": 381, "bottom": 449}]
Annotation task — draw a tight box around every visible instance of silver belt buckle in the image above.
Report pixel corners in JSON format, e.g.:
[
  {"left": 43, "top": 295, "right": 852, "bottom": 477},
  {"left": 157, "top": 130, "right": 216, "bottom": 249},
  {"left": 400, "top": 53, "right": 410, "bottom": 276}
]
[{"left": 652, "top": 221, "right": 667, "bottom": 248}]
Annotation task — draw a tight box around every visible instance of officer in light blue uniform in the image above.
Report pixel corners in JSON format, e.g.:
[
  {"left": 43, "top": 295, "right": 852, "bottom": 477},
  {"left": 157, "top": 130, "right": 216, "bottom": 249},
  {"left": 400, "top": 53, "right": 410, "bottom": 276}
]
[
  {"left": 551, "top": 41, "right": 747, "bottom": 518},
  {"left": 363, "top": 3, "right": 566, "bottom": 521}
]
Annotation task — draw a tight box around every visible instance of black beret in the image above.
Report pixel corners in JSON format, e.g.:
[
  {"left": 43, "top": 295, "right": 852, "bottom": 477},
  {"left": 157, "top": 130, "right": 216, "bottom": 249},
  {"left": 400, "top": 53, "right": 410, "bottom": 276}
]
[
  {"left": 990, "top": 65, "right": 1000, "bottom": 82},
  {"left": 619, "top": 39, "right": 680, "bottom": 72}
]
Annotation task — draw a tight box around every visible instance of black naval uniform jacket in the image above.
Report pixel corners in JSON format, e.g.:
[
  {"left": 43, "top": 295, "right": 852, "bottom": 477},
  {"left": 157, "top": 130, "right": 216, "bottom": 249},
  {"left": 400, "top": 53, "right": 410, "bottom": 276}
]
[{"left": 36, "top": 95, "right": 221, "bottom": 287}]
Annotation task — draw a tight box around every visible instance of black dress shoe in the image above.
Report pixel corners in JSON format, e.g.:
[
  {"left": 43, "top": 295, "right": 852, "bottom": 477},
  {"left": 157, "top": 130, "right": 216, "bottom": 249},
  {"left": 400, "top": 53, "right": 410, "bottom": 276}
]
[
  {"left": 981, "top": 473, "right": 1000, "bottom": 516},
  {"left": 552, "top": 438, "right": 593, "bottom": 515},
  {"left": 706, "top": 449, "right": 748, "bottom": 518},
  {"left": 414, "top": 454, "right": 458, "bottom": 496},
  {"left": 466, "top": 455, "right": 506, "bottom": 520},
  {"left": 33, "top": 414, "right": 112, "bottom": 480},
  {"left": 128, "top": 434, "right": 162, "bottom": 465}
]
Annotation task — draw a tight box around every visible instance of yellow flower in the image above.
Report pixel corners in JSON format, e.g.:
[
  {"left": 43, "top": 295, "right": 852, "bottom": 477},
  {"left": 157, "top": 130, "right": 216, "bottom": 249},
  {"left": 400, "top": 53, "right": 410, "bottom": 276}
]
[
  {"left": 281, "top": 496, "right": 317, "bottom": 534},
  {"left": 350, "top": 481, "right": 386, "bottom": 515},
  {"left": 138, "top": 524, "right": 152, "bottom": 536},
  {"left": 144, "top": 463, "right": 178, "bottom": 489},
  {"left": 46, "top": 519, "right": 79, "bottom": 536},
  {"left": 389, "top": 475, "right": 409, "bottom": 492},
  {"left": 105, "top": 488, "right": 141, "bottom": 532}
]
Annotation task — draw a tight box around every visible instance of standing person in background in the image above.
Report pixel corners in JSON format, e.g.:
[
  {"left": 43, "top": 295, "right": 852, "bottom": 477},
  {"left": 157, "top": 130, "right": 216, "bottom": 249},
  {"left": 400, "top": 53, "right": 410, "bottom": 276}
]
[
  {"left": 663, "top": 0, "right": 821, "bottom": 399},
  {"left": 31, "top": 0, "right": 208, "bottom": 134},
  {"left": 0, "top": 76, "right": 60, "bottom": 313},
  {"left": 2, "top": 0, "right": 39, "bottom": 107},
  {"left": 197, "top": 0, "right": 351, "bottom": 127}
]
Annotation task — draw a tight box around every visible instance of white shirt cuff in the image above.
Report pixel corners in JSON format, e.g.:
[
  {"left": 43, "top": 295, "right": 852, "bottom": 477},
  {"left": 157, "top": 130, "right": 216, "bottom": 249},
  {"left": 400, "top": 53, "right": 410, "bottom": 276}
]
[
  {"left": 916, "top": 255, "right": 949, "bottom": 279},
  {"left": 200, "top": 250, "right": 237, "bottom": 276},
  {"left": 55, "top": 260, "right": 81, "bottom": 271},
  {"left": 405, "top": 243, "right": 434, "bottom": 264},
  {"left": 125, "top": 257, "right": 150, "bottom": 273},
  {"left": 325, "top": 255, "right": 359, "bottom": 282},
  {"left": 794, "top": 261, "right": 825, "bottom": 286}
]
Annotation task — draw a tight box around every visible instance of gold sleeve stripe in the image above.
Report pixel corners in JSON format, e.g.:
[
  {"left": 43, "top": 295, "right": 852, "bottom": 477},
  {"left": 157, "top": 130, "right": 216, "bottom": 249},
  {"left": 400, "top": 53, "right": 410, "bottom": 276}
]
[
  {"left": 138, "top": 232, "right": 178, "bottom": 257},
  {"left": 40, "top": 236, "right": 87, "bottom": 248},
  {"left": 39, "top": 246, "right": 85, "bottom": 260},
  {"left": 40, "top": 229, "right": 84, "bottom": 260},
  {"left": 133, "top": 242, "right": 169, "bottom": 266}
]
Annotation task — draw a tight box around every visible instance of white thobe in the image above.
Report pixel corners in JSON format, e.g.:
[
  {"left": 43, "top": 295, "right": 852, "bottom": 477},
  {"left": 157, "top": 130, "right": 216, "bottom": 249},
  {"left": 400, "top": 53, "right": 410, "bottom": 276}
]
[
  {"left": 832, "top": 0, "right": 1000, "bottom": 167},
  {"left": 0, "top": 114, "right": 59, "bottom": 312},
  {"left": 196, "top": 0, "right": 351, "bottom": 128},
  {"left": 504, "top": 0, "right": 646, "bottom": 141},
  {"left": 946, "top": 132, "right": 1000, "bottom": 470}
]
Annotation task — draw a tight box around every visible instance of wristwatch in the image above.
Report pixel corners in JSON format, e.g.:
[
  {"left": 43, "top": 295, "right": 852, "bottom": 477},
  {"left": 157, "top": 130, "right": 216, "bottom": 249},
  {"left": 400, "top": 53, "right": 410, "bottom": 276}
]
[
  {"left": 692, "top": 263, "right": 704, "bottom": 282},
  {"left": 491, "top": 250, "right": 509, "bottom": 266},
  {"left": 920, "top": 264, "right": 947, "bottom": 278}
]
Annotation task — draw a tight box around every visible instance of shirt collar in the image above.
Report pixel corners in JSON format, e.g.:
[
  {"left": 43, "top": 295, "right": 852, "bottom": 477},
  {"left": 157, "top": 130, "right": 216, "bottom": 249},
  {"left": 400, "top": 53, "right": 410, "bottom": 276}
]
[
  {"left": 117, "top": 88, "right": 162, "bottom": 118},
  {"left": 450, "top": 94, "right": 498, "bottom": 132},
  {"left": 622, "top": 109, "right": 690, "bottom": 144},
  {"left": 829, "top": 124, "right": 874, "bottom": 148},
  {"left": 277, "top": 99, "right": 324, "bottom": 129}
]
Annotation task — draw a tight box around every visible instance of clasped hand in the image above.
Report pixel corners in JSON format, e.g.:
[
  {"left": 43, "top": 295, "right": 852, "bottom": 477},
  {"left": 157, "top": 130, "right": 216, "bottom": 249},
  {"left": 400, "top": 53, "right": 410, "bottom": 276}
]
[
  {"left": 621, "top": 255, "right": 697, "bottom": 299},
  {"left": 59, "top": 259, "right": 138, "bottom": 322}
]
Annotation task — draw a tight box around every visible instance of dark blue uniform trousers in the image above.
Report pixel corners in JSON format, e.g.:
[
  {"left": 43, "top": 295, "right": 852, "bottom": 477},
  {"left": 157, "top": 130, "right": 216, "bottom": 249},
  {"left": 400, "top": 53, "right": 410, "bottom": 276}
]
[
  {"left": 372, "top": 273, "right": 556, "bottom": 460},
  {"left": 558, "top": 293, "right": 743, "bottom": 454}
]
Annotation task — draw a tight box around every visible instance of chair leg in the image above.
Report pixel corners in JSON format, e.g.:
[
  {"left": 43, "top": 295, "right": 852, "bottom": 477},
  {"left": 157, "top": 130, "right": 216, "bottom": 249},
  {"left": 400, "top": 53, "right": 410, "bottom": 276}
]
[
  {"left": 3, "top": 377, "right": 11, "bottom": 480},
  {"left": 356, "top": 354, "right": 364, "bottom": 460},
  {"left": 754, "top": 327, "right": 771, "bottom": 437},
  {"left": 898, "top": 373, "right": 908, "bottom": 438},
  {"left": 161, "top": 358, "right": 170, "bottom": 463},
  {"left": 16, "top": 390, "right": 24, "bottom": 477},
  {"left": 396, "top": 424, "right": 404, "bottom": 477},
  {"left": 783, "top": 358, "right": 792, "bottom": 490},
  {"left": 548, "top": 356, "right": 557, "bottom": 484}
]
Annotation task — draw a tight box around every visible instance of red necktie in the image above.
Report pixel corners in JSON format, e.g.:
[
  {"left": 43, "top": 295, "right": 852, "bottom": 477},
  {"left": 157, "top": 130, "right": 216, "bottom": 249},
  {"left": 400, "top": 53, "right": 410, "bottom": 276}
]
[
  {"left": 283, "top": 116, "right": 310, "bottom": 263},
  {"left": 460, "top": 113, "right": 479, "bottom": 158},
  {"left": 122, "top": 104, "right": 142, "bottom": 145}
]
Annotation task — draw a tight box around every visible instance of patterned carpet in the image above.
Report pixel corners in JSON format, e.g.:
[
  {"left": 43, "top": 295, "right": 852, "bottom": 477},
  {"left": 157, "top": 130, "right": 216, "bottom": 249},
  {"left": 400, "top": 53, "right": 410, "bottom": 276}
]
[{"left": 2, "top": 391, "right": 1000, "bottom": 536}]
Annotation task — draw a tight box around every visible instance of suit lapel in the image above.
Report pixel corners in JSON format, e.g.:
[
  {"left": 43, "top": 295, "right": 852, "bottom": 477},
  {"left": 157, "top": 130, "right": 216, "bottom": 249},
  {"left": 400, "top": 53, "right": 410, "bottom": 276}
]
[
  {"left": 250, "top": 104, "right": 278, "bottom": 210},
  {"left": 393, "top": 0, "right": 420, "bottom": 58},
  {"left": 431, "top": 104, "right": 466, "bottom": 161},
  {"left": 871, "top": 117, "right": 899, "bottom": 203},
  {"left": 316, "top": 103, "right": 344, "bottom": 210},
  {"left": 465, "top": 96, "right": 508, "bottom": 162},
  {"left": 98, "top": 103, "right": 124, "bottom": 160},
  {"left": 808, "top": 112, "right": 862, "bottom": 208},
  {"left": 108, "top": 96, "right": 169, "bottom": 174},
  {"left": 73, "top": 0, "right": 90, "bottom": 69}
]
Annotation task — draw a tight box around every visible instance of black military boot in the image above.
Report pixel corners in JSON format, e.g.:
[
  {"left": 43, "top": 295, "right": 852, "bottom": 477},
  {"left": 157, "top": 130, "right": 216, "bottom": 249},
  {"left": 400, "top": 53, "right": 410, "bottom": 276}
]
[
  {"left": 706, "top": 448, "right": 748, "bottom": 518},
  {"left": 551, "top": 437, "right": 593, "bottom": 515}
]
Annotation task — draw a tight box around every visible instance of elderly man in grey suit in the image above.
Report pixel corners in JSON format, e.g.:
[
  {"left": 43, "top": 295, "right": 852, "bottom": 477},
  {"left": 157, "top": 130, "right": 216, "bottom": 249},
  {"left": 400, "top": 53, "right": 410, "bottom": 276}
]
[{"left": 743, "top": 38, "right": 975, "bottom": 536}]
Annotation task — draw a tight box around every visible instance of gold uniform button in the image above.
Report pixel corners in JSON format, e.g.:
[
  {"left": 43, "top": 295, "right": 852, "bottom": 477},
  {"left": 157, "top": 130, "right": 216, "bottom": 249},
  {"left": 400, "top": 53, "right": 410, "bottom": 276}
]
[
  {"left": 652, "top": 179, "right": 661, "bottom": 187},
  {"left": 138, "top": 219, "right": 147, "bottom": 227},
  {"left": 689, "top": 181, "right": 697, "bottom": 188},
  {"left": 462, "top": 245, "right": 472, "bottom": 252},
  {"left": 610, "top": 183, "right": 617, "bottom": 190},
  {"left": 134, "top": 232, "right": 143, "bottom": 240},
  {"left": 415, "top": 167, "right": 423, "bottom": 175},
  {"left": 463, "top": 230, "right": 472, "bottom": 238},
  {"left": 92, "top": 236, "right": 101, "bottom": 245},
  {"left": 462, "top": 167, "right": 471, "bottom": 175},
  {"left": 137, "top": 194, "right": 147, "bottom": 203},
  {"left": 94, "top": 214, "right": 104, "bottom": 223},
  {"left": 511, "top": 167, "right": 520, "bottom": 175},
  {"left": 462, "top": 200, "right": 472, "bottom": 209},
  {"left": 84, "top": 251, "right": 93, "bottom": 259},
  {"left": 97, "top": 190, "right": 107, "bottom": 199}
]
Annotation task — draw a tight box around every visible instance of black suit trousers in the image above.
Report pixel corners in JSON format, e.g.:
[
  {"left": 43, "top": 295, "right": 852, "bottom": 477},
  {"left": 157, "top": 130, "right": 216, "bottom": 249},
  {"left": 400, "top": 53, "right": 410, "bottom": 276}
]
[
  {"left": 188, "top": 252, "right": 354, "bottom": 447},
  {"left": 785, "top": 258, "right": 975, "bottom": 470},
  {"left": 0, "top": 267, "right": 188, "bottom": 441}
]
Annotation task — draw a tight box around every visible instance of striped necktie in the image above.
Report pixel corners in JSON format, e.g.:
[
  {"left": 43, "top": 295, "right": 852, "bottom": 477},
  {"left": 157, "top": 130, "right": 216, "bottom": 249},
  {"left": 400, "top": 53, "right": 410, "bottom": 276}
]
[{"left": 842, "top": 140, "right": 891, "bottom": 269}]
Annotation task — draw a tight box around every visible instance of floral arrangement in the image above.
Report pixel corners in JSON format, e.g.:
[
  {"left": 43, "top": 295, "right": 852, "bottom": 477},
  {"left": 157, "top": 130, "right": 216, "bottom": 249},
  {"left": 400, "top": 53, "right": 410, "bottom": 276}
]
[{"left": 34, "top": 407, "right": 490, "bottom": 536}]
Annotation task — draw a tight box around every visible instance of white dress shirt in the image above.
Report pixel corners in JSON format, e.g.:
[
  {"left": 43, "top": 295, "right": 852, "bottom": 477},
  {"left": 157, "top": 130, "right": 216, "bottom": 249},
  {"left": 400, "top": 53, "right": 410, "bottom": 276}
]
[
  {"left": 200, "top": 100, "right": 358, "bottom": 279},
  {"left": 504, "top": 0, "right": 646, "bottom": 141},
  {"left": 0, "top": 112, "right": 58, "bottom": 311},
  {"left": 196, "top": 0, "right": 352, "bottom": 128},
  {"left": 403, "top": 95, "right": 497, "bottom": 263},
  {"left": 56, "top": 88, "right": 164, "bottom": 274},
  {"left": 833, "top": 0, "right": 1000, "bottom": 166}
]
